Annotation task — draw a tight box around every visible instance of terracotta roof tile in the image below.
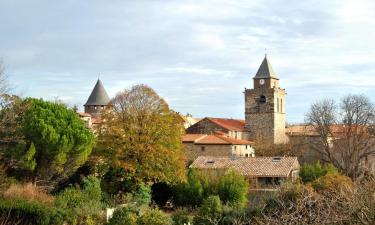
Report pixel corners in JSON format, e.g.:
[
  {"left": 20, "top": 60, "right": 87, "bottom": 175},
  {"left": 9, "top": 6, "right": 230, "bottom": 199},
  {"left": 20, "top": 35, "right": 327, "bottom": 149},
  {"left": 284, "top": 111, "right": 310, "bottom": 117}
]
[
  {"left": 207, "top": 118, "right": 245, "bottom": 132},
  {"left": 182, "top": 134, "right": 253, "bottom": 145},
  {"left": 190, "top": 156, "right": 300, "bottom": 177}
]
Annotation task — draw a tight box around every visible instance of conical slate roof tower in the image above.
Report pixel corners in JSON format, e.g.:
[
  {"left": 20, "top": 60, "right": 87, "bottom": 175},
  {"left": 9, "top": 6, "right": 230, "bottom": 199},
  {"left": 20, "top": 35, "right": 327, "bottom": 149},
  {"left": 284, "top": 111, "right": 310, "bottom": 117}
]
[{"left": 84, "top": 79, "right": 110, "bottom": 118}]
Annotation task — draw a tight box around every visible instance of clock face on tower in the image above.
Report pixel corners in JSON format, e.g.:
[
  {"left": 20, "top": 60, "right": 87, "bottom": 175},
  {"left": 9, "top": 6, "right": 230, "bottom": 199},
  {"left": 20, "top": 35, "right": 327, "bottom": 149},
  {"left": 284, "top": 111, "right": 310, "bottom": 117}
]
[{"left": 259, "top": 79, "right": 265, "bottom": 85}]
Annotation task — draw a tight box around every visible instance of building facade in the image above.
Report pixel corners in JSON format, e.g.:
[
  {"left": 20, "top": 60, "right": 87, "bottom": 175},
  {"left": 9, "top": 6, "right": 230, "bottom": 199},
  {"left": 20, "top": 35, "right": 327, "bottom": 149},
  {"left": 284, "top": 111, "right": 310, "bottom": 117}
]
[{"left": 183, "top": 134, "right": 254, "bottom": 161}]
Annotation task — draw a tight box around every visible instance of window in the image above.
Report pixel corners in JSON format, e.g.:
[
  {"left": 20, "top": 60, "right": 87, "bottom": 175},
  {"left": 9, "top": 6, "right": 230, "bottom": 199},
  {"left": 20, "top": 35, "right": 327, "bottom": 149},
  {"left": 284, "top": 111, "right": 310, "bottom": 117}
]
[
  {"left": 245, "top": 154, "right": 249, "bottom": 157},
  {"left": 277, "top": 98, "right": 279, "bottom": 112},
  {"left": 201, "top": 146, "right": 205, "bottom": 152},
  {"left": 259, "top": 95, "right": 266, "bottom": 103},
  {"left": 281, "top": 99, "right": 283, "bottom": 112}
]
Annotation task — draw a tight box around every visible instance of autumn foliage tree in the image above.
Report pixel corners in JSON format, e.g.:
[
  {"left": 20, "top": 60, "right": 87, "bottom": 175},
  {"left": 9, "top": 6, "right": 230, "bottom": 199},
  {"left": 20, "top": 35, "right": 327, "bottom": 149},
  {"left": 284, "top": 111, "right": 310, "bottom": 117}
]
[{"left": 98, "top": 84, "right": 186, "bottom": 186}]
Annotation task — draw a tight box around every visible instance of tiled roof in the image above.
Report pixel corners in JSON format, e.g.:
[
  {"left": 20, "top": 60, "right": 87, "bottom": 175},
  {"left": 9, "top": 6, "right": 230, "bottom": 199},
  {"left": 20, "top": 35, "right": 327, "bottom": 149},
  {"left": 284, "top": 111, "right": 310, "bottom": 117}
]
[
  {"left": 77, "top": 112, "right": 91, "bottom": 117},
  {"left": 286, "top": 124, "right": 368, "bottom": 137},
  {"left": 84, "top": 79, "right": 110, "bottom": 106},
  {"left": 191, "top": 156, "right": 300, "bottom": 177},
  {"left": 182, "top": 134, "right": 253, "bottom": 145},
  {"left": 207, "top": 118, "right": 246, "bottom": 132},
  {"left": 254, "top": 55, "right": 278, "bottom": 79}
]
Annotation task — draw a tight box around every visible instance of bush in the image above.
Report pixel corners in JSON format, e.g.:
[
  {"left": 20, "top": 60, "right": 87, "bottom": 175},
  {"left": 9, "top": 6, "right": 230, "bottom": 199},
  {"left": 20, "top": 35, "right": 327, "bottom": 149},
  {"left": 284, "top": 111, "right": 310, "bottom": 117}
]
[
  {"left": 54, "top": 176, "right": 103, "bottom": 224},
  {"left": 299, "top": 161, "right": 338, "bottom": 183},
  {"left": 312, "top": 172, "right": 353, "bottom": 193},
  {"left": 171, "top": 208, "right": 192, "bottom": 225},
  {"left": 173, "top": 169, "right": 205, "bottom": 207},
  {"left": 193, "top": 195, "right": 223, "bottom": 225},
  {"left": 137, "top": 208, "right": 172, "bottom": 225},
  {"left": 108, "top": 206, "right": 139, "bottom": 225},
  {"left": 0, "top": 198, "right": 64, "bottom": 225},
  {"left": 132, "top": 183, "right": 151, "bottom": 206},
  {"left": 217, "top": 170, "right": 248, "bottom": 207},
  {"left": 3, "top": 183, "right": 54, "bottom": 205}
]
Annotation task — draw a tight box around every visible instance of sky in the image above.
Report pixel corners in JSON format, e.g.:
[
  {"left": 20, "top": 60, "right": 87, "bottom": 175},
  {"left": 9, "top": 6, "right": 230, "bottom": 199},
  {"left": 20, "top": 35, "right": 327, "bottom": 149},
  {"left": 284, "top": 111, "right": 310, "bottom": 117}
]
[{"left": 0, "top": 0, "right": 374, "bottom": 123}]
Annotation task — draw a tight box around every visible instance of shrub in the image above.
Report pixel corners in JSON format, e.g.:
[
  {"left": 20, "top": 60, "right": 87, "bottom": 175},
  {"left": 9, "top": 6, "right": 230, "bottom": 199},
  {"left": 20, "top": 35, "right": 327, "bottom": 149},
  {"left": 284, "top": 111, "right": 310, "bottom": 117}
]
[
  {"left": 217, "top": 170, "right": 248, "bottom": 207},
  {"left": 312, "top": 172, "right": 353, "bottom": 193},
  {"left": 0, "top": 198, "right": 64, "bottom": 225},
  {"left": 108, "top": 205, "right": 139, "bottom": 225},
  {"left": 137, "top": 208, "right": 172, "bottom": 225},
  {"left": 54, "top": 176, "right": 103, "bottom": 224},
  {"left": 132, "top": 183, "right": 151, "bottom": 206},
  {"left": 299, "top": 161, "right": 338, "bottom": 183},
  {"left": 193, "top": 195, "right": 223, "bottom": 225},
  {"left": 171, "top": 208, "right": 192, "bottom": 225},
  {"left": 173, "top": 169, "right": 205, "bottom": 207},
  {"left": 3, "top": 183, "right": 54, "bottom": 205}
]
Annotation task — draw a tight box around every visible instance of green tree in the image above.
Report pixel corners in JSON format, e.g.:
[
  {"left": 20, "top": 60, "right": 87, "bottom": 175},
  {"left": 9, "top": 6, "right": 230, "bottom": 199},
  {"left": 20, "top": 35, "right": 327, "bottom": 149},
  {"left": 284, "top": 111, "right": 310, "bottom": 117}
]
[
  {"left": 194, "top": 195, "right": 223, "bottom": 225},
  {"left": 299, "top": 161, "right": 338, "bottom": 183},
  {"left": 97, "top": 84, "right": 185, "bottom": 186},
  {"left": 217, "top": 170, "right": 248, "bottom": 207},
  {"left": 173, "top": 169, "right": 205, "bottom": 207},
  {"left": 14, "top": 98, "right": 96, "bottom": 185}
]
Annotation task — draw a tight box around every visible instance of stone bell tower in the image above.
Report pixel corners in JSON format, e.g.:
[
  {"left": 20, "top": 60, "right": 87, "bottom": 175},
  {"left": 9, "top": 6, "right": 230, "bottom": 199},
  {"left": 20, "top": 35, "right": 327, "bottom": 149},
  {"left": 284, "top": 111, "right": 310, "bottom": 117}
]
[{"left": 244, "top": 55, "right": 287, "bottom": 144}]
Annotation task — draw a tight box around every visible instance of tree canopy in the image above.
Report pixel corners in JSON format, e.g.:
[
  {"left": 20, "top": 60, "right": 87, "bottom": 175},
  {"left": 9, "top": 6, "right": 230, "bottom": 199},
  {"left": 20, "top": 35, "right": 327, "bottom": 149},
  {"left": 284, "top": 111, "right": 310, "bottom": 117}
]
[
  {"left": 98, "top": 84, "right": 186, "bottom": 186},
  {"left": 1, "top": 98, "right": 96, "bottom": 185}
]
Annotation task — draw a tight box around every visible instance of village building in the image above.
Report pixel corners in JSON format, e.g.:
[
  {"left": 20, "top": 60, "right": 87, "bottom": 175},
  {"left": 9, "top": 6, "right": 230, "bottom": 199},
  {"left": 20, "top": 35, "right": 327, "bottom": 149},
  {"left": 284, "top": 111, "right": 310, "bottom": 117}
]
[
  {"left": 190, "top": 156, "right": 300, "bottom": 191},
  {"left": 186, "top": 117, "right": 246, "bottom": 140},
  {"left": 183, "top": 134, "right": 255, "bottom": 161}
]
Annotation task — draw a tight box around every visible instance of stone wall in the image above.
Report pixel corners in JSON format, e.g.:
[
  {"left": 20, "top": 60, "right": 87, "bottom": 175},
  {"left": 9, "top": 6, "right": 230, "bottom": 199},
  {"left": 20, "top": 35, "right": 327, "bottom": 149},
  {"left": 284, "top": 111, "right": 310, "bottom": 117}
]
[{"left": 244, "top": 87, "right": 286, "bottom": 144}]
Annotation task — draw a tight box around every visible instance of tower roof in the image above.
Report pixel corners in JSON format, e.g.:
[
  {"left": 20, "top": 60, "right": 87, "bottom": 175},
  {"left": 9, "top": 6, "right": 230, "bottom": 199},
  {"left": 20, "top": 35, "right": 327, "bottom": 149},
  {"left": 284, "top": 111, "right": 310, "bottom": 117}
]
[
  {"left": 84, "top": 79, "right": 110, "bottom": 106},
  {"left": 254, "top": 55, "right": 278, "bottom": 79}
]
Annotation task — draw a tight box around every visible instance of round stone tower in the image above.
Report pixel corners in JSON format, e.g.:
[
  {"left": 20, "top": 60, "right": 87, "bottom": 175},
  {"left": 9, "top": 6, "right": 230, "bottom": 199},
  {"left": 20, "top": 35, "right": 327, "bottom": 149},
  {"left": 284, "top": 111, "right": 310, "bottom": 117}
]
[{"left": 84, "top": 79, "right": 110, "bottom": 118}]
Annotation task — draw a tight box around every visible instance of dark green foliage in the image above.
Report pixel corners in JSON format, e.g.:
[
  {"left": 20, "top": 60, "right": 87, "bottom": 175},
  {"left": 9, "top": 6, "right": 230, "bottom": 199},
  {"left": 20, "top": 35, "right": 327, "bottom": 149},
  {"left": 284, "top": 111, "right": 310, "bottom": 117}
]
[
  {"left": 299, "top": 161, "right": 338, "bottom": 183},
  {"left": 137, "top": 208, "right": 173, "bottom": 225},
  {"left": 54, "top": 176, "right": 103, "bottom": 224},
  {"left": 193, "top": 195, "right": 223, "bottom": 225},
  {"left": 173, "top": 169, "right": 205, "bottom": 207},
  {"left": 132, "top": 183, "right": 151, "bottom": 206},
  {"left": 217, "top": 170, "right": 248, "bottom": 207},
  {"left": 2, "top": 98, "right": 96, "bottom": 185},
  {"left": 102, "top": 167, "right": 139, "bottom": 196},
  {"left": 108, "top": 206, "right": 139, "bottom": 225},
  {"left": 0, "top": 198, "right": 64, "bottom": 225},
  {"left": 171, "top": 208, "right": 192, "bottom": 225}
]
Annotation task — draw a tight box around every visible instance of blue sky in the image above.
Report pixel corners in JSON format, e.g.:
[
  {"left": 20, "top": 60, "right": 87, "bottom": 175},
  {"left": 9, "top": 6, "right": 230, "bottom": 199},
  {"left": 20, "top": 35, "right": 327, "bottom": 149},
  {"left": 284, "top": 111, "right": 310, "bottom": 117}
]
[{"left": 1, "top": 0, "right": 374, "bottom": 123}]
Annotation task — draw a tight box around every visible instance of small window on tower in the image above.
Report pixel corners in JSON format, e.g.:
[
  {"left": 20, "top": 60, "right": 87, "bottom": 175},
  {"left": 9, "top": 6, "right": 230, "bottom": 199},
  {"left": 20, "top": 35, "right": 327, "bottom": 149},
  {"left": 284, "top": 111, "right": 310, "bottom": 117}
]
[{"left": 259, "top": 95, "right": 266, "bottom": 103}]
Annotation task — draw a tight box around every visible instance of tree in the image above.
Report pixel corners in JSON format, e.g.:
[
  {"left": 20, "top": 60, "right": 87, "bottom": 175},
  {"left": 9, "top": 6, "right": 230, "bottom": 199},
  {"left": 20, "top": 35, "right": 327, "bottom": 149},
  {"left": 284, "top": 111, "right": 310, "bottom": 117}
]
[
  {"left": 173, "top": 169, "right": 205, "bottom": 207},
  {"left": 299, "top": 161, "right": 338, "bottom": 183},
  {"left": 194, "top": 195, "right": 223, "bottom": 225},
  {"left": 1, "top": 98, "right": 96, "bottom": 185},
  {"left": 305, "top": 94, "right": 375, "bottom": 180},
  {"left": 217, "top": 170, "right": 248, "bottom": 207},
  {"left": 97, "top": 84, "right": 186, "bottom": 186}
]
